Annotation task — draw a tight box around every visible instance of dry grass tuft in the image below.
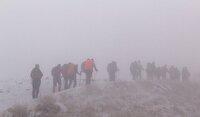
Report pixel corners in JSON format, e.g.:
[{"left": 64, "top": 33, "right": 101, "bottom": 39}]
[
  {"left": 6, "top": 105, "right": 28, "bottom": 117},
  {"left": 35, "top": 96, "right": 61, "bottom": 117}
]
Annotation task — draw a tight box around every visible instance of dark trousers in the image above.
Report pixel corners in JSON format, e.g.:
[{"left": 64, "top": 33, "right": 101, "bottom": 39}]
[
  {"left": 109, "top": 72, "right": 116, "bottom": 81},
  {"left": 69, "top": 76, "right": 77, "bottom": 88},
  {"left": 53, "top": 77, "right": 61, "bottom": 93},
  {"left": 131, "top": 73, "right": 138, "bottom": 80},
  {"left": 32, "top": 79, "right": 41, "bottom": 99},
  {"left": 64, "top": 77, "right": 69, "bottom": 90},
  {"left": 85, "top": 71, "right": 93, "bottom": 85},
  {"left": 138, "top": 72, "right": 142, "bottom": 80}
]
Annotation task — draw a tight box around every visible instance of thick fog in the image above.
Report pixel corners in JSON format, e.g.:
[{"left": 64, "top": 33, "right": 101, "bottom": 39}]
[{"left": 0, "top": 0, "right": 200, "bottom": 80}]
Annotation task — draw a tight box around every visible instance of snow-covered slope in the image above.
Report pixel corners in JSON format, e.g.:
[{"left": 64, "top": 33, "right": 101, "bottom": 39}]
[{"left": 2, "top": 79, "right": 200, "bottom": 117}]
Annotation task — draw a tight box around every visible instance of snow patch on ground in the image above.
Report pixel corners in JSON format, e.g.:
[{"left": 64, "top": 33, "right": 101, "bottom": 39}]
[{"left": 2, "top": 80, "right": 200, "bottom": 117}]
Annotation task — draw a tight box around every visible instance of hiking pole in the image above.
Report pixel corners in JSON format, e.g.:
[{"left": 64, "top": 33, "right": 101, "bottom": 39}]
[
  {"left": 94, "top": 71, "right": 98, "bottom": 82},
  {"left": 92, "top": 71, "right": 97, "bottom": 83}
]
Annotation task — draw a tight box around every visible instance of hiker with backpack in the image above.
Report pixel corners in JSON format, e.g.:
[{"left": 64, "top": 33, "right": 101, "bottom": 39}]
[
  {"left": 160, "top": 65, "right": 168, "bottom": 80},
  {"left": 82, "top": 59, "right": 98, "bottom": 85},
  {"left": 51, "top": 64, "right": 62, "bottom": 93},
  {"left": 67, "top": 63, "right": 81, "bottom": 88},
  {"left": 182, "top": 67, "right": 190, "bottom": 82},
  {"left": 30, "top": 64, "right": 43, "bottom": 99},
  {"left": 145, "top": 62, "right": 156, "bottom": 80},
  {"left": 130, "top": 61, "right": 138, "bottom": 80},
  {"left": 169, "top": 66, "right": 180, "bottom": 81},
  {"left": 155, "top": 67, "right": 162, "bottom": 80},
  {"left": 137, "top": 61, "right": 144, "bottom": 80},
  {"left": 61, "top": 64, "right": 70, "bottom": 90},
  {"left": 107, "top": 61, "right": 119, "bottom": 81}
]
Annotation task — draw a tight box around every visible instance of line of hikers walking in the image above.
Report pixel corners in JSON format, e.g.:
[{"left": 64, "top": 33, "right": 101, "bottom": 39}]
[
  {"left": 30, "top": 59, "right": 190, "bottom": 99},
  {"left": 30, "top": 58, "right": 98, "bottom": 99},
  {"left": 130, "top": 61, "right": 191, "bottom": 82}
]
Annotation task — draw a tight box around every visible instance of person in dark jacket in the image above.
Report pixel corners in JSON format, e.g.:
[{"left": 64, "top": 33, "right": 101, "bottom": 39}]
[
  {"left": 51, "top": 64, "right": 62, "bottom": 93},
  {"left": 107, "top": 61, "right": 119, "bottom": 81},
  {"left": 137, "top": 61, "right": 144, "bottom": 80},
  {"left": 30, "top": 64, "right": 43, "bottom": 99},
  {"left": 160, "top": 65, "right": 168, "bottom": 80},
  {"left": 130, "top": 61, "right": 138, "bottom": 80}
]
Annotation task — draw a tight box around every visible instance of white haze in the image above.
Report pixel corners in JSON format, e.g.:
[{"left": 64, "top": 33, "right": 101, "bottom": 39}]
[{"left": 0, "top": 0, "right": 200, "bottom": 80}]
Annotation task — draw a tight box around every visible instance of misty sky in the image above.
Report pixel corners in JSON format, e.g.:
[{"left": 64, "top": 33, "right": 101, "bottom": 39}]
[{"left": 0, "top": 0, "right": 200, "bottom": 80}]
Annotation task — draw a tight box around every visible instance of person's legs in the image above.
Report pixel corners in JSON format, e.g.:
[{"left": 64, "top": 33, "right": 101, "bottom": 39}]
[
  {"left": 86, "top": 76, "right": 89, "bottom": 85},
  {"left": 109, "top": 73, "right": 112, "bottom": 81},
  {"left": 135, "top": 73, "right": 138, "bottom": 80},
  {"left": 69, "top": 77, "right": 73, "bottom": 88},
  {"left": 88, "top": 72, "right": 92, "bottom": 85},
  {"left": 64, "top": 77, "right": 69, "bottom": 90},
  {"left": 85, "top": 72, "right": 92, "bottom": 85},
  {"left": 132, "top": 73, "right": 134, "bottom": 80},
  {"left": 85, "top": 72, "right": 89, "bottom": 85},
  {"left": 113, "top": 73, "right": 116, "bottom": 81},
  {"left": 35, "top": 79, "right": 41, "bottom": 98},
  {"left": 57, "top": 77, "right": 62, "bottom": 92},
  {"left": 110, "top": 73, "right": 115, "bottom": 81},
  {"left": 53, "top": 77, "right": 57, "bottom": 93},
  {"left": 139, "top": 72, "right": 142, "bottom": 80},
  {"left": 73, "top": 77, "right": 77, "bottom": 88},
  {"left": 132, "top": 73, "right": 136, "bottom": 80},
  {"left": 32, "top": 80, "right": 36, "bottom": 99}
]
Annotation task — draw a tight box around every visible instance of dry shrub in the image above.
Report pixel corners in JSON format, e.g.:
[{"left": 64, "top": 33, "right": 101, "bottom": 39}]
[
  {"left": 6, "top": 105, "right": 28, "bottom": 117},
  {"left": 80, "top": 104, "right": 100, "bottom": 117},
  {"left": 82, "top": 84, "right": 103, "bottom": 96},
  {"left": 35, "top": 96, "right": 61, "bottom": 117}
]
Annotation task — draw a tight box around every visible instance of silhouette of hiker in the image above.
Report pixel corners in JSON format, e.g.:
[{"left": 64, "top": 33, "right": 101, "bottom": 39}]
[
  {"left": 30, "top": 64, "right": 43, "bottom": 99},
  {"left": 107, "top": 61, "right": 119, "bottom": 81}
]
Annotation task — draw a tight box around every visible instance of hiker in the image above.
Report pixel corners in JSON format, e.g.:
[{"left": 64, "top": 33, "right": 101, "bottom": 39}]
[
  {"left": 169, "top": 66, "right": 180, "bottom": 81},
  {"left": 155, "top": 67, "right": 162, "bottom": 80},
  {"left": 51, "top": 64, "right": 62, "bottom": 93},
  {"left": 137, "top": 61, "right": 144, "bottom": 80},
  {"left": 145, "top": 63, "right": 151, "bottom": 80},
  {"left": 107, "top": 61, "right": 119, "bottom": 81},
  {"left": 82, "top": 59, "right": 98, "bottom": 85},
  {"left": 130, "top": 61, "right": 138, "bottom": 80},
  {"left": 182, "top": 67, "right": 190, "bottom": 82},
  {"left": 61, "top": 64, "right": 70, "bottom": 90},
  {"left": 169, "top": 66, "right": 175, "bottom": 80},
  {"left": 30, "top": 64, "right": 43, "bottom": 99},
  {"left": 67, "top": 63, "right": 81, "bottom": 88},
  {"left": 81, "top": 61, "right": 86, "bottom": 74},
  {"left": 175, "top": 67, "right": 181, "bottom": 81},
  {"left": 160, "top": 65, "right": 168, "bottom": 80},
  {"left": 146, "top": 62, "right": 155, "bottom": 80}
]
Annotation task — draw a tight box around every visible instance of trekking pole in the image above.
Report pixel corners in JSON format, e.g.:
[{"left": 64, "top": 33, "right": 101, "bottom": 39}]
[{"left": 93, "top": 71, "right": 97, "bottom": 83}]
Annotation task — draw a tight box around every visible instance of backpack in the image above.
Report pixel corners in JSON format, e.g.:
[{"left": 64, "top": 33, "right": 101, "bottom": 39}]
[
  {"left": 61, "top": 64, "right": 68, "bottom": 77},
  {"left": 84, "top": 59, "right": 94, "bottom": 71},
  {"left": 67, "top": 63, "right": 76, "bottom": 76}
]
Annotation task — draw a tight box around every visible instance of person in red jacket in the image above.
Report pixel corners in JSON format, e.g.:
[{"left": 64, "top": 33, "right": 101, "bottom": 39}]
[
  {"left": 30, "top": 64, "right": 43, "bottom": 99},
  {"left": 82, "top": 59, "right": 98, "bottom": 85}
]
